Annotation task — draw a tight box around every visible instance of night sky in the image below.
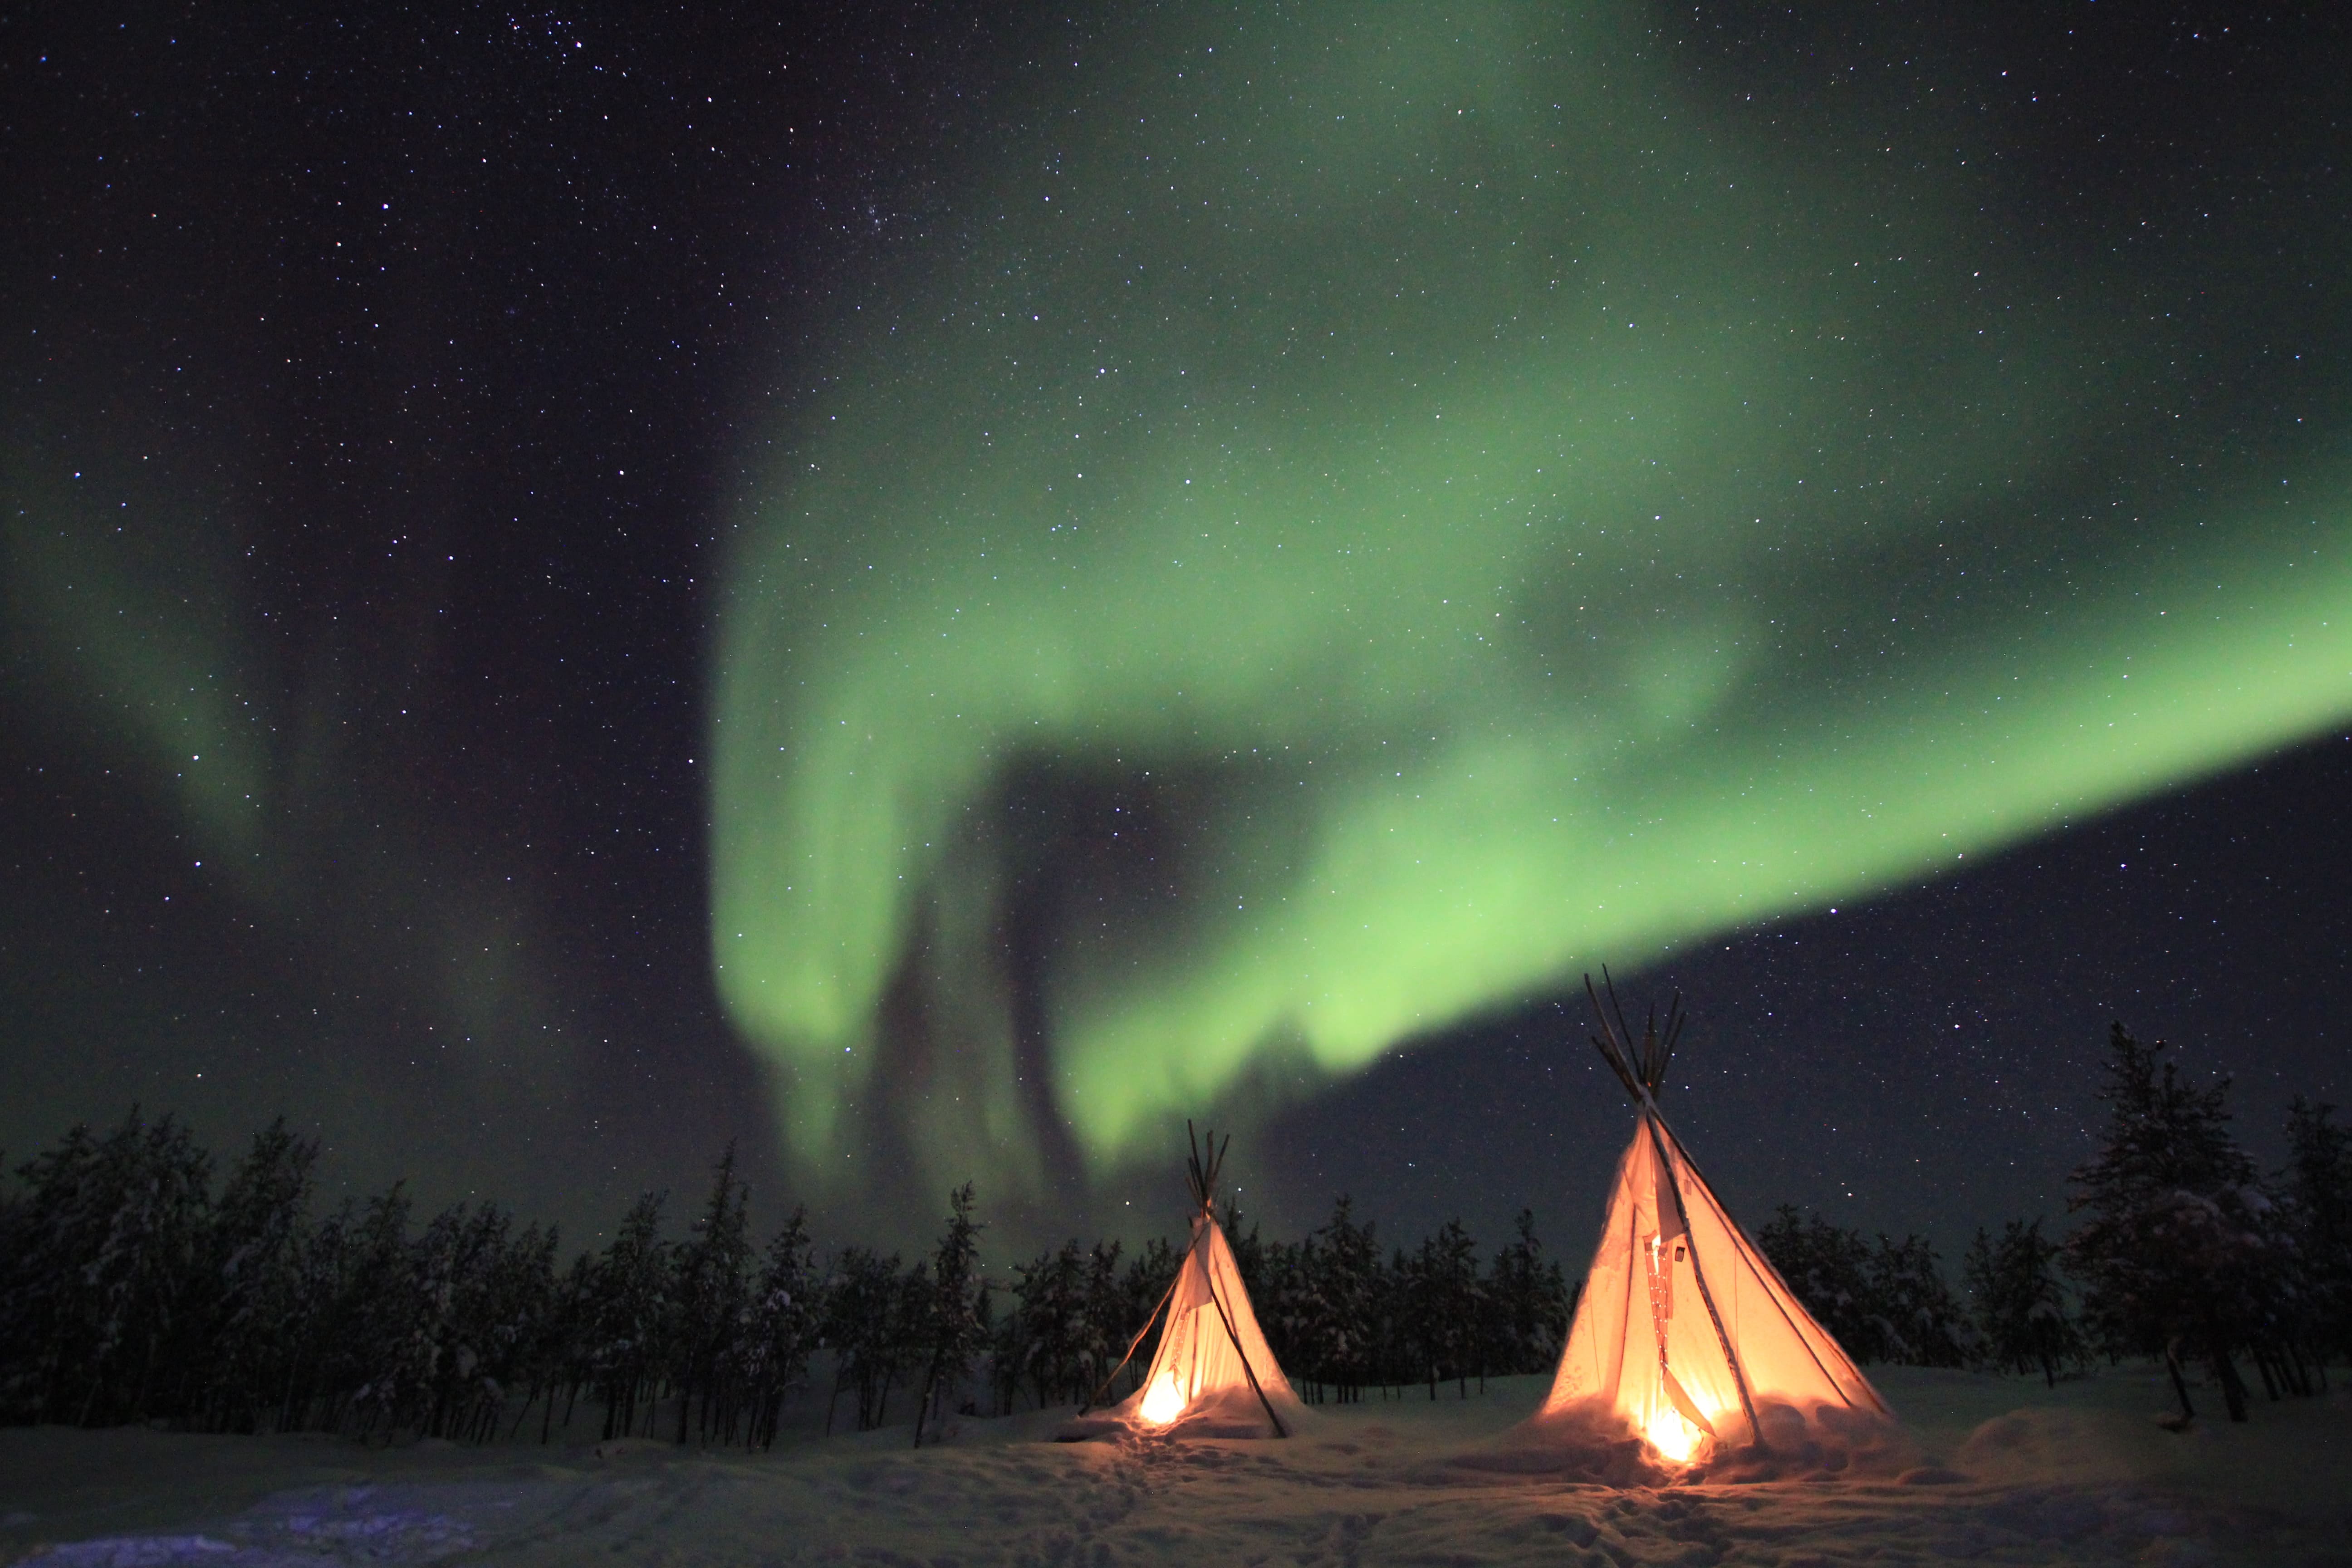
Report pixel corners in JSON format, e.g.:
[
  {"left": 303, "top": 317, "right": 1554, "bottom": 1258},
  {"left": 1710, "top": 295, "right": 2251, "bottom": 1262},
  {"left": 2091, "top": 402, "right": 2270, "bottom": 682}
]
[{"left": 5, "top": 2, "right": 2347, "bottom": 1268}]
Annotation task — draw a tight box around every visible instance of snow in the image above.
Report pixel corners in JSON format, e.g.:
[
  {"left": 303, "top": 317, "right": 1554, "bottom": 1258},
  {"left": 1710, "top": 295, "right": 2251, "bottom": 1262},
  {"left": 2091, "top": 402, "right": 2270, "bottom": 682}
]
[{"left": 3, "top": 1366, "right": 2347, "bottom": 1566}]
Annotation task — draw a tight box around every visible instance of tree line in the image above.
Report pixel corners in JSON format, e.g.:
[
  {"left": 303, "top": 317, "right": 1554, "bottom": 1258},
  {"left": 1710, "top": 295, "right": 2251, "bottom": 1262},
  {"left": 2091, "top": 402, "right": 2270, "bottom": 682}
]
[
  {"left": 1756, "top": 1023, "right": 2351, "bottom": 1424},
  {"left": 3, "top": 1019, "right": 2342, "bottom": 1444},
  {"left": 0, "top": 1127, "right": 843, "bottom": 1448},
  {"left": 0, "top": 1115, "right": 1572, "bottom": 1447},
  {"left": 995, "top": 1200, "right": 1578, "bottom": 1415}
]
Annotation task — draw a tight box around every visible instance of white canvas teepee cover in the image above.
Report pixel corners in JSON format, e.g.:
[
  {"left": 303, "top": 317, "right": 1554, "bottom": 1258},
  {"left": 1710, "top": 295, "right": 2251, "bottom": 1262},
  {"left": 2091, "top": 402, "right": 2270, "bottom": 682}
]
[
  {"left": 1100, "top": 1212, "right": 1305, "bottom": 1437},
  {"left": 1541, "top": 1106, "right": 1888, "bottom": 1462}
]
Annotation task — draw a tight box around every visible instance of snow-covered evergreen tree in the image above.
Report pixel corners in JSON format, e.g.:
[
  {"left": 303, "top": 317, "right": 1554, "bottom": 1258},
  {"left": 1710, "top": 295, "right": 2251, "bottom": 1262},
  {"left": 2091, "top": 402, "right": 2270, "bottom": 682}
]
[
  {"left": 4, "top": 1110, "right": 215, "bottom": 1426},
  {"left": 1759, "top": 1206, "right": 1878, "bottom": 1359},
  {"left": 1399, "top": 1219, "right": 1482, "bottom": 1397},
  {"left": 1486, "top": 1208, "right": 1572, "bottom": 1378},
  {"left": 1759, "top": 1206, "right": 1970, "bottom": 1367},
  {"left": 1006, "top": 1239, "right": 1087, "bottom": 1408},
  {"left": 1105, "top": 1235, "right": 1181, "bottom": 1402},
  {"left": 742, "top": 1205, "right": 820, "bottom": 1447},
  {"left": 201, "top": 1117, "right": 318, "bottom": 1432},
  {"left": 1074, "top": 1239, "right": 1125, "bottom": 1405},
  {"left": 824, "top": 1245, "right": 910, "bottom": 1431},
  {"left": 2066, "top": 1021, "right": 2277, "bottom": 1422},
  {"left": 1964, "top": 1218, "right": 2081, "bottom": 1385},
  {"left": 2279, "top": 1097, "right": 2350, "bottom": 1372},
  {"left": 1311, "top": 1196, "right": 1382, "bottom": 1401},
  {"left": 913, "top": 1181, "right": 985, "bottom": 1446},
  {"left": 588, "top": 1191, "right": 673, "bottom": 1440},
  {"left": 1865, "top": 1233, "right": 1974, "bottom": 1368},
  {"left": 1252, "top": 1235, "right": 1312, "bottom": 1391},
  {"left": 673, "top": 1146, "right": 753, "bottom": 1444}
]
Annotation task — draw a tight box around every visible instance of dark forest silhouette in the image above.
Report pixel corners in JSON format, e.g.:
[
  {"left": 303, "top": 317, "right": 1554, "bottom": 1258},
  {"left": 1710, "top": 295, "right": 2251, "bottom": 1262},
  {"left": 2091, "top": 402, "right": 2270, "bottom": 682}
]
[{"left": 3, "top": 1022, "right": 2343, "bottom": 1445}]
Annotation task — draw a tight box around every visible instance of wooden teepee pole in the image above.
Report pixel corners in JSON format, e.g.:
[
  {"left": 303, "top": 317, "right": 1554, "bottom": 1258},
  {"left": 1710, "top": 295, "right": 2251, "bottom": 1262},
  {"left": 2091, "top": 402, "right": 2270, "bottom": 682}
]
[
  {"left": 1078, "top": 1266, "right": 1184, "bottom": 1416},
  {"left": 1198, "top": 1230, "right": 1289, "bottom": 1439},
  {"left": 1644, "top": 1111, "right": 1764, "bottom": 1451},
  {"left": 1653, "top": 1117, "right": 1885, "bottom": 1415}
]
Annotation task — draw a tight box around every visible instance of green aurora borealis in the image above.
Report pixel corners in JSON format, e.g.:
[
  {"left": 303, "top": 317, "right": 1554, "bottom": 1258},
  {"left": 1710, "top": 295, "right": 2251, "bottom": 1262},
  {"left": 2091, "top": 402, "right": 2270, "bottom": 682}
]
[{"left": 713, "top": 4, "right": 2350, "bottom": 1197}]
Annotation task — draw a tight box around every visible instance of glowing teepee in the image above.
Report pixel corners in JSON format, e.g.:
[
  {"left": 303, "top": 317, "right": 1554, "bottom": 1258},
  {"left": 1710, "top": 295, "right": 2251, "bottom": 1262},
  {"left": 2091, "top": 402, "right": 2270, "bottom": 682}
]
[
  {"left": 1539, "top": 976, "right": 1889, "bottom": 1465},
  {"left": 1063, "top": 1125, "right": 1305, "bottom": 1440}
]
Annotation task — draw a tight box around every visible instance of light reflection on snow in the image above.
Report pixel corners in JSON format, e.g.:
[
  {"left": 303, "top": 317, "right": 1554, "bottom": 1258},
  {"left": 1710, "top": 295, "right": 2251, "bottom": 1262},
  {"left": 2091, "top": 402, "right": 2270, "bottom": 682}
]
[
  {"left": 15, "top": 1504, "right": 476, "bottom": 1568},
  {"left": 0, "top": 1372, "right": 2274, "bottom": 1565},
  {"left": 18, "top": 1539, "right": 238, "bottom": 1566}
]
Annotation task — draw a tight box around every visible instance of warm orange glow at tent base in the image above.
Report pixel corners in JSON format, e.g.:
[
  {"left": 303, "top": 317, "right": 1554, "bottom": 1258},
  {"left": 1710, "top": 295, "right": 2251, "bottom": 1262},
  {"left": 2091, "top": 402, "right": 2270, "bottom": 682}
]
[
  {"left": 1057, "top": 1129, "right": 1306, "bottom": 1442},
  {"left": 1139, "top": 1370, "right": 1186, "bottom": 1426},
  {"left": 1535, "top": 1096, "right": 1892, "bottom": 1475},
  {"left": 1644, "top": 1410, "right": 1705, "bottom": 1464}
]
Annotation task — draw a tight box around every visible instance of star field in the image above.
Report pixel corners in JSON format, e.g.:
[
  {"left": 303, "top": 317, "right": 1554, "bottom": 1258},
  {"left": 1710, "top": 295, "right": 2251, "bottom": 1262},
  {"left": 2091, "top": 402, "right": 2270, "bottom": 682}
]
[{"left": 4, "top": 1, "right": 2347, "bottom": 1260}]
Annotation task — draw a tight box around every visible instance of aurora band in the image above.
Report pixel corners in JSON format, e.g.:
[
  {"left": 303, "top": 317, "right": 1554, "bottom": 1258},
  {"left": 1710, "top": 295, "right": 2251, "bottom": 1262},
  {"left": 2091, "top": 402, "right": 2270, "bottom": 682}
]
[{"left": 712, "top": 1, "right": 2352, "bottom": 1197}]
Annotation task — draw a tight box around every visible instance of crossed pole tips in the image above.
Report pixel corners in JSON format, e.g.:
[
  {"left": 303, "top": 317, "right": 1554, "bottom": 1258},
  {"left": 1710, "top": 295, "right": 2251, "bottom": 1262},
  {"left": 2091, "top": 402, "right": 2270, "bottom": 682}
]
[
  {"left": 1583, "top": 964, "right": 1686, "bottom": 1102},
  {"left": 1185, "top": 1118, "right": 1229, "bottom": 1213},
  {"left": 1186, "top": 1119, "right": 1286, "bottom": 1437}
]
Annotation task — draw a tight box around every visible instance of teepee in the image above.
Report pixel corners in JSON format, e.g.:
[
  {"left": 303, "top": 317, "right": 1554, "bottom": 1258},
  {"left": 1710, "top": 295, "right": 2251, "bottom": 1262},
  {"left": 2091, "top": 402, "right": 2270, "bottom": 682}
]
[
  {"left": 1062, "top": 1125, "right": 1305, "bottom": 1439},
  {"left": 1539, "top": 976, "right": 1889, "bottom": 1465}
]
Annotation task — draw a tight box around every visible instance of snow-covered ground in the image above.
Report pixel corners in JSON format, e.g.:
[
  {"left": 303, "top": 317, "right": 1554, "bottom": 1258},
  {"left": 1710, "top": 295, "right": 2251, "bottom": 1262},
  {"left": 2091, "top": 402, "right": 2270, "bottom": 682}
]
[{"left": 3, "top": 1364, "right": 2346, "bottom": 1567}]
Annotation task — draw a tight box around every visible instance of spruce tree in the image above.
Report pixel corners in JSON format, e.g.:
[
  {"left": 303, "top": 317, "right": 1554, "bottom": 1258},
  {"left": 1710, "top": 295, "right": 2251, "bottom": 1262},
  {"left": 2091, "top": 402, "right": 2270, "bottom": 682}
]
[
  {"left": 1312, "top": 1197, "right": 1382, "bottom": 1401},
  {"left": 1759, "top": 1206, "right": 1878, "bottom": 1361},
  {"left": 70, "top": 1111, "right": 213, "bottom": 1426},
  {"left": 913, "top": 1181, "right": 984, "bottom": 1446},
  {"left": 674, "top": 1146, "right": 752, "bottom": 1444},
  {"left": 492, "top": 1221, "right": 562, "bottom": 1442},
  {"left": 589, "top": 1191, "right": 672, "bottom": 1440},
  {"left": 1, "top": 1121, "right": 103, "bottom": 1421},
  {"left": 1397, "top": 1220, "right": 1481, "bottom": 1397},
  {"left": 1272, "top": 1234, "right": 1324, "bottom": 1401},
  {"left": 1224, "top": 1205, "right": 1267, "bottom": 1301},
  {"left": 330, "top": 1183, "right": 416, "bottom": 1436},
  {"left": 1865, "top": 1233, "right": 1972, "bottom": 1368},
  {"left": 281, "top": 1193, "right": 365, "bottom": 1431},
  {"left": 202, "top": 1117, "right": 318, "bottom": 1432},
  {"left": 743, "top": 1205, "right": 820, "bottom": 1448},
  {"left": 2066, "top": 1022, "right": 2274, "bottom": 1422},
  {"left": 353, "top": 1199, "right": 509, "bottom": 1440},
  {"left": 1009, "top": 1240, "right": 1088, "bottom": 1408},
  {"left": 2280, "top": 1098, "right": 2351, "bottom": 1370},
  {"left": 1964, "top": 1218, "right": 2079, "bottom": 1385},
  {"left": 824, "top": 1246, "right": 907, "bottom": 1431},
  {"left": 1487, "top": 1209, "right": 1571, "bottom": 1377},
  {"left": 1077, "top": 1240, "right": 1125, "bottom": 1404},
  {"left": 1102, "top": 1235, "right": 1181, "bottom": 1404},
  {"left": 987, "top": 1269, "right": 1035, "bottom": 1416}
]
